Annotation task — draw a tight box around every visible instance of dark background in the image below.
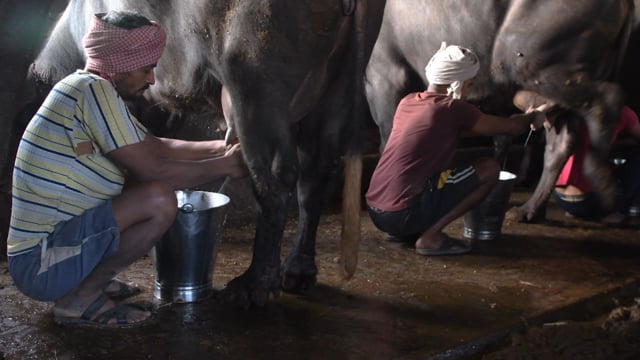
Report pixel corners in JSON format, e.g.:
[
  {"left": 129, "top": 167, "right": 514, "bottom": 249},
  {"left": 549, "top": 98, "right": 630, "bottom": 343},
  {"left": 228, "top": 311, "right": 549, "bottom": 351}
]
[{"left": 0, "top": 0, "right": 69, "bottom": 258}]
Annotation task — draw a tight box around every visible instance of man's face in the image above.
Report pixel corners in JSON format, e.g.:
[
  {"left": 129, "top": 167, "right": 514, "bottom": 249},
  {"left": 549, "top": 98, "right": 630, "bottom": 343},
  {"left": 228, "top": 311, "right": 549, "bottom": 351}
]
[{"left": 112, "top": 64, "right": 156, "bottom": 101}]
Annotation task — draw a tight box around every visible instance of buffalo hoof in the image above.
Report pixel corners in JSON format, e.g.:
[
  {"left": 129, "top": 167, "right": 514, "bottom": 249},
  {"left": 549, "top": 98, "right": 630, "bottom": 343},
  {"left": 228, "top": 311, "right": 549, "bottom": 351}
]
[
  {"left": 221, "top": 269, "right": 281, "bottom": 308},
  {"left": 505, "top": 205, "right": 546, "bottom": 223},
  {"left": 282, "top": 253, "right": 318, "bottom": 294}
]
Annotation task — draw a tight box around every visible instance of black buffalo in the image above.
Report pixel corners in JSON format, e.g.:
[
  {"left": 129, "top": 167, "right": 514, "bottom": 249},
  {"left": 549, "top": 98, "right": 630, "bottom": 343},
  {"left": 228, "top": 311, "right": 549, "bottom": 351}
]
[
  {"left": 365, "top": 0, "right": 634, "bottom": 222},
  {"left": 15, "top": 0, "right": 387, "bottom": 307}
]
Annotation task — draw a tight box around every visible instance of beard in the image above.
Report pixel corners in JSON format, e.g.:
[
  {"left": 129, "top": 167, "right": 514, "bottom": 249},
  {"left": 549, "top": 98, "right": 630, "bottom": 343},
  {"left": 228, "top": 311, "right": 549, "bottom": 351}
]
[{"left": 119, "top": 84, "right": 150, "bottom": 101}]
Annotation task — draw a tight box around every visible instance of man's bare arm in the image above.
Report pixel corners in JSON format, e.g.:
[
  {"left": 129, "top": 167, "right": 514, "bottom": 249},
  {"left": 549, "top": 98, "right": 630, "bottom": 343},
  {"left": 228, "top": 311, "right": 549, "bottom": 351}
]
[
  {"left": 155, "top": 137, "right": 227, "bottom": 160},
  {"left": 108, "top": 135, "right": 247, "bottom": 189}
]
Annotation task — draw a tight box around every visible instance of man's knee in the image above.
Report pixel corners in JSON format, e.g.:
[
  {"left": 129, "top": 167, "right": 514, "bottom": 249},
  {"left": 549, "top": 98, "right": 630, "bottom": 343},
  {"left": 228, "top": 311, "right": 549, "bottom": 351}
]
[
  {"left": 125, "top": 181, "right": 177, "bottom": 229},
  {"left": 143, "top": 181, "right": 177, "bottom": 220},
  {"left": 472, "top": 158, "right": 500, "bottom": 183},
  {"left": 114, "top": 181, "right": 178, "bottom": 231}
]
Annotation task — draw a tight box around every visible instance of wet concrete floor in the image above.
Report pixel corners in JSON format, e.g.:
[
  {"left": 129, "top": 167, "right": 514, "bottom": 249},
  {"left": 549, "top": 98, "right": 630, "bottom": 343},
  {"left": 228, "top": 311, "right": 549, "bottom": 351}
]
[{"left": 1, "top": 190, "right": 640, "bottom": 359}]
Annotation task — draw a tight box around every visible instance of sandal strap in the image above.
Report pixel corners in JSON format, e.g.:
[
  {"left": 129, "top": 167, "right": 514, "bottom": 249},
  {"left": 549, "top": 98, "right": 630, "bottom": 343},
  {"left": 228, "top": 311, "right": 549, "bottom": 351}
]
[
  {"left": 80, "top": 293, "right": 111, "bottom": 321},
  {"left": 93, "top": 303, "right": 140, "bottom": 325},
  {"left": 443, "top": 237, "right": 467, "bottom": 250},
  {"left": 103, "top": 279, "right": 141, "bottom": 299},
  {"left": 103, "top": 279, "right": 127, "bottom": 293}
]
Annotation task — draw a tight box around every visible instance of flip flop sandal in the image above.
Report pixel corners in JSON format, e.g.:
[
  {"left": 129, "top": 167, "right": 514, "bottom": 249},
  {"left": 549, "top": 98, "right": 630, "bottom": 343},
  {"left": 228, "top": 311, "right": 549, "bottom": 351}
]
[
  {"left": 91, "top": 303, "right": 152, "bottom": 328},
  {"left": 54, "top": 293, "right": 152, "bottom": 329},
  {"left": 384, "top": 233, "right": 419, "bottom": 243},
  {"left": 104, "top": 279, "right": 142, "bottom": 300},
  {"left": 415, "top": 236, "right": 471, "bottom": 256}
]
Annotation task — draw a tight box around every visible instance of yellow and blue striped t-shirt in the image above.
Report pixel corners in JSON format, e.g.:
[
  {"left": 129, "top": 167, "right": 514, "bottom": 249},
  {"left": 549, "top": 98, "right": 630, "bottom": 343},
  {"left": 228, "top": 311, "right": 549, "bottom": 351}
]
[{"left": 8, "top": 70, "right": 147, "bottom": 256}]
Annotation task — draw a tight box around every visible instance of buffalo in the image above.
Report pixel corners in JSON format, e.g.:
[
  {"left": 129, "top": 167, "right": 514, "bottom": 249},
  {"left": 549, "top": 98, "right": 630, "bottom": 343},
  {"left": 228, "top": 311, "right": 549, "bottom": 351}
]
[
  {"left": 365, "top": 0, "right": 635, "bottom": 222},
  {"left": 11, "top": 0, "right": 387, "bottom": 307}
]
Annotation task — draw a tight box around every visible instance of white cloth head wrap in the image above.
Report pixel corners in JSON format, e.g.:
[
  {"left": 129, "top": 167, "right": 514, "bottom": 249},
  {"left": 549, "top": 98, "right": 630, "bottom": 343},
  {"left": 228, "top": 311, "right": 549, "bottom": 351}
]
[{"left": 425, "top": 42, "right": 480, "bottom": 99}]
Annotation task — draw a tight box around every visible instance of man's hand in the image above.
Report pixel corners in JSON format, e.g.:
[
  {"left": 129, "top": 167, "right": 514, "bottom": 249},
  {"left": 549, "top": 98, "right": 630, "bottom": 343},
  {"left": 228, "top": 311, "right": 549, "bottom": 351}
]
[
  {"left": 525, "top": 105, "right": 553, "bottom": 131},
  {"left": 526, "top": 103, "right": 557, "bottom": 131},
  {"left": 225, "top": 143, "right": 250, "bottom": 178}
]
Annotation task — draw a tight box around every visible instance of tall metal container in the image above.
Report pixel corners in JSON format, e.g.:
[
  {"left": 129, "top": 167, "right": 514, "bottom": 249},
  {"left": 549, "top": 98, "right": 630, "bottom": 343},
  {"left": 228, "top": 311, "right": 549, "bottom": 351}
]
[
  {"left": 463, "top": 171, "right": 516, "bottom": 241},
  {"left": 153, "top": 190, "right": 230, "bottom": 303}
]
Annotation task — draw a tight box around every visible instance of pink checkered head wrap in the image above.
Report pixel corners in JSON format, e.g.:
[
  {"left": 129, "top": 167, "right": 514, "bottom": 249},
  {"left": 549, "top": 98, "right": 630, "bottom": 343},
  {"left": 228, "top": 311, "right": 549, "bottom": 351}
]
[{"left": 82, "top": 13, "right": 166, "bottom": 75}]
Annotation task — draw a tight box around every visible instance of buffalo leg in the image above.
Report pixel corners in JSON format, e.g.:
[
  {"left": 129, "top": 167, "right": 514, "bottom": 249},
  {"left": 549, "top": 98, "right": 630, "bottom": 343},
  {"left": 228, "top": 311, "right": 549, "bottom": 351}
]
[
  {"left": 581, "top": 83, "right": 621, "bottom": 212},
  {"left": 281, "top": 100, "right": 347, "bottom": 293},
  {"left": 221, "top": 89, "right": 297, "bottom": 308},
  {"left": 506, "top": 115, "right": 578, "bottom": 222}
]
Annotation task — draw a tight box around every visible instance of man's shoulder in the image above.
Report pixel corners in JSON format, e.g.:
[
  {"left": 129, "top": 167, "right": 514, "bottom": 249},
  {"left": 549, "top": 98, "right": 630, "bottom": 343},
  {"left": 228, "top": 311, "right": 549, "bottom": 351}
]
[
  {"left": 399, "top": 91, "right": 446, "bottom": 107},
  {"left": 56, "top": 71, "right": 117, "bottom": 102},
  {"left": 414, "top": 91, "right": 445, "bottom": 101},
  {"left": 62, "top": 70, "right": 108, "bottom": 87}
]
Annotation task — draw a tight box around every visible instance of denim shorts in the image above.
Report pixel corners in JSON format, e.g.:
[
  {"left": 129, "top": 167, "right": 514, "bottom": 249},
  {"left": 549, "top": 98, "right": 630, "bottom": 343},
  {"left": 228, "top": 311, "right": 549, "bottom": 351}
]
[{"left": 8, "top": 199, "right": 120, "bottom": 301}]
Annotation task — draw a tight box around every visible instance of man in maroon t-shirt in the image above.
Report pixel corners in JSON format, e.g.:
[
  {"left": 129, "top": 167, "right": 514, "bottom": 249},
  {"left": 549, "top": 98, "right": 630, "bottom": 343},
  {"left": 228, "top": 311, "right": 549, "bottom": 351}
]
[{"left": 366, "top": 43, "right": 546, "bottom": 256}]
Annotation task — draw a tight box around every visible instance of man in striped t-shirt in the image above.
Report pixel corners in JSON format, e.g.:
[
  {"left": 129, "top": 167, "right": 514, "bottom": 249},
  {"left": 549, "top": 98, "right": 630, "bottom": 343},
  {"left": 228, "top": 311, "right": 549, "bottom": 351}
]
[{"left": 8, "top": 10, "right": 247, "bottom": 328}]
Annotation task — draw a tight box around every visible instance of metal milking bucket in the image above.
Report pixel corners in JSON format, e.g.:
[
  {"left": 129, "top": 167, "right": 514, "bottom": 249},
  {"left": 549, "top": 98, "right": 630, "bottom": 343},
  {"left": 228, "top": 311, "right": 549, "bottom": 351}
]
[
  {"left": 463, "top": 171, "right": 517, "bottom": 241},
  {"left": 153, "top": 190, "right": 230, "bottom": 303}
]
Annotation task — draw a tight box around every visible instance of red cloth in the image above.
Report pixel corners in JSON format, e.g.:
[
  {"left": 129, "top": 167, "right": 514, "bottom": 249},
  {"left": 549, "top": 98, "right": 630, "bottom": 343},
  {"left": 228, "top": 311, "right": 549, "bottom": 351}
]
[
  {"left": 555, "top": 106, "right": 640, "bottom": 191},
  {"left": 366, "top": 91, "right": 480, "bottom": 211},
  {"left": 82, "top": 13, "right": 166, "bottom": 75}
]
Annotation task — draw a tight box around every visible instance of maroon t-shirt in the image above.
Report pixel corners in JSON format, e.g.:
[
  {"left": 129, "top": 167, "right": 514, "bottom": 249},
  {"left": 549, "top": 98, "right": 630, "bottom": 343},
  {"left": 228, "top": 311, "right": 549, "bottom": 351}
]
[{"left": 366, "top": 91, "right": 480, "bottom": 211}]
